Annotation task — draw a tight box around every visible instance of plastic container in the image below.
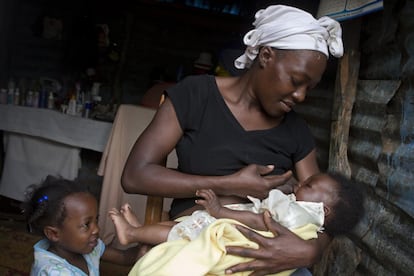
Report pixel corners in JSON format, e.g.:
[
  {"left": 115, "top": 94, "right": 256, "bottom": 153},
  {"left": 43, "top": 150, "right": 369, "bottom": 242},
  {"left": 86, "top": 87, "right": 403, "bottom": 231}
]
[
  {"left": 7, "top": 89, "right": 14, "bottom": 104},
  {"left": 47, "top": 92, "right": 54, "bottom": 109},
  {"left": 0, "top": 89, "right": 7, "bottom": 104},
  {"left": 67, "top": 95, "right": 77, "bottom": 115},
  {"left": 26, "top": 91, "right": 33, "bottom": 107},
  {"left": 14, "top": 89, "right": 20, "bottom": 105},
  {"left": 32, "top": 91, "right": 40, "bottom": 108},
  {"left": 83, "top": 101, "right": 92, "bottom": 118}
]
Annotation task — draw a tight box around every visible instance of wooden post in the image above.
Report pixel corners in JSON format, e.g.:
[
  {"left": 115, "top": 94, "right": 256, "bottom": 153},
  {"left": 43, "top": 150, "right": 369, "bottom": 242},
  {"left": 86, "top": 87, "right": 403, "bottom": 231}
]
[
  {"left": 112, "top": 12, "right": 134, "bottom": 106},
  {"left": 144, "top": 196, "right": 164, "bottom": 225},
  {"left": 328, "top": 19, "right": 361, "bottom": 177}
]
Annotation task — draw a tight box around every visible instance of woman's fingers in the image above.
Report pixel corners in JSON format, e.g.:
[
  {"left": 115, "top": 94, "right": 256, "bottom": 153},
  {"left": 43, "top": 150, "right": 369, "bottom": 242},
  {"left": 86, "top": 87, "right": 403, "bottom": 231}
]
[
  {"left": 262, "top": 210, "right": 289, "bottom": 235},
  {"left": 225, "top": 212, "right": 309, "bottom": 274},
  {"left": 265, "top": 170, "right": 293, "bottom": 190}
]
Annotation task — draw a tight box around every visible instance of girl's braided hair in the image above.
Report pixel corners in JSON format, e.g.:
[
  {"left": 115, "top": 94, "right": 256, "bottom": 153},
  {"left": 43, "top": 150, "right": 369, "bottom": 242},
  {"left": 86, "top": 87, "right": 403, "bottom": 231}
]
[{"left": 21, "top": 175, "right": 89, "bottom": 235}]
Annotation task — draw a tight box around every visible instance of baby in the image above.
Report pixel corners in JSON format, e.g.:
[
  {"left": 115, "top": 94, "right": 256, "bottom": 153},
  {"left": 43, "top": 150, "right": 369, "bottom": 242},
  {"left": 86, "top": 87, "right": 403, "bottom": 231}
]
[{"left": 109, "top": 172, "right": 364, "bottom": 246}]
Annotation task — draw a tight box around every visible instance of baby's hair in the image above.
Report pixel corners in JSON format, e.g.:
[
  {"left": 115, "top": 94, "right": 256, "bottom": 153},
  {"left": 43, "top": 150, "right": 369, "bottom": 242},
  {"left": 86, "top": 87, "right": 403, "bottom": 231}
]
[
  {"left": 323, "top": 172, "right": 364, "bottom": 236},
  {"left": 21, "top": 175, "right": 91, "bottom": 235}
]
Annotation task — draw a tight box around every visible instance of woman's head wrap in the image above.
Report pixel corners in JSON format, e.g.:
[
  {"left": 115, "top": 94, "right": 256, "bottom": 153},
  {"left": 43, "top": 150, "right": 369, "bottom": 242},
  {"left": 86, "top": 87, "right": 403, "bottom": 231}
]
[{"left": 235, "top": 5, "right": 344, "bottom": 69}]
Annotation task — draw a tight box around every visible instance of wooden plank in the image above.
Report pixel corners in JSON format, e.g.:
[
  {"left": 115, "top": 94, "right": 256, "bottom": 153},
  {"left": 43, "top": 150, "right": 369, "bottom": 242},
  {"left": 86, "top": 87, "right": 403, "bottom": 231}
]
[
  {"left": 145, "top": 196, "right": 164, "bottom": 225},
  {"left": 328, "top": 19, "right": 361, "bottom": 177}
]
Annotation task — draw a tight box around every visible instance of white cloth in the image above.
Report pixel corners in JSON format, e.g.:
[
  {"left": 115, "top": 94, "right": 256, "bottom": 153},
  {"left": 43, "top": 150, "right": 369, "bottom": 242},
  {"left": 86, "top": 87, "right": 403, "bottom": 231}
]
[
  {"left": 0, "top": 133, "right": 81, "bottom": 201},
  {"left": 0, "top": 105, "right": 112, "bottom": 201},
  {"left": 167, "top": 189, "right": 324, "bottom": 242},
  {"left": 0, "top": 105, "right": 112, "bottom": 152},
  {"left": 235, "top": 5, "right": 344, "bottom": 69},
  {"left": 247, "top": 189, "right": 324, "bottom": 231}
]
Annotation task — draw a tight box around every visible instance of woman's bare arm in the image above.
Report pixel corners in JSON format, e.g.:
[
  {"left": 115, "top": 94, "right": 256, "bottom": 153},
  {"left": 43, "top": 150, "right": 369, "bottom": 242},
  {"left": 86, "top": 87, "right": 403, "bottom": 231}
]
[{"left": 295, "top": 149, "right": 320, "bottom": 181}]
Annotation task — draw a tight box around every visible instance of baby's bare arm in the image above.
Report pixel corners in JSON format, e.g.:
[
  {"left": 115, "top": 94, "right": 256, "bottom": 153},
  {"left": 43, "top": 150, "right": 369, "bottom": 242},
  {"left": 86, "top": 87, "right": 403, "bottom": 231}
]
[{"left": 195, "top": 189, "right": 268, "bottom": 231}]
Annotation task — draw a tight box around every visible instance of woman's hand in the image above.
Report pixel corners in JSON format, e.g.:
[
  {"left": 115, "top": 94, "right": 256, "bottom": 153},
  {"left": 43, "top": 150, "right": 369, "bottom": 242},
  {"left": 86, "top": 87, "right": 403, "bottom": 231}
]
[
  {"left": 225, "top": 211, "right": 321, "bottom": 276},
  {"left": 225, "top": 165, "right": 293, "bottom": 199}
]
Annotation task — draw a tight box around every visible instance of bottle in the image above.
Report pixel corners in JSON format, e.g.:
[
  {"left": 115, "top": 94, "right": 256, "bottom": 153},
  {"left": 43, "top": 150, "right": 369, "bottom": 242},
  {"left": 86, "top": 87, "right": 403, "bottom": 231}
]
[
  {"left": 91, "top": 82, "right": 101, "bottom": 97},
  {"left": 7, "top": 78, "right": 15, "bottom": 104},
  {"left": 26, "top": 91, "right": 33, "bottom": 107},
  {"left": 83, "top": 101, "right": 91, "bottom": 118},
  {"left": 47, "top": 92, "right": 54, "bottom": 109},
  {"left": 76, "top": 102, "right": 83, "bottom": 116},
  {"left": 7, "top": 89, "right": 14, "bottom": 104},
  {"left": 39, "top": 90, "right": 47, "bottom": 108},
  {"left": 32, "top": 91, "right": 39, "bottom": 108},
  {"left": 13, "top": 88, "right": 20, "bottom": 105},
  {"left": 67, "top": 95, "right": 77, "bottom": 115},
  {"left": 7, "top": 78, "right": 15, "bottom": 92},
  {"left": 0, "top": 88, "right": 7, "bottom": 104}
]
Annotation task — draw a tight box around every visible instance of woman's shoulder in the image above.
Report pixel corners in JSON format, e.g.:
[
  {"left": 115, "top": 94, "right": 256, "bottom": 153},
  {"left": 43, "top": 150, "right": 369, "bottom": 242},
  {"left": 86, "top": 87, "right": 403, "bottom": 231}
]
[
  {"left": 167, "top": 74, "right": 218, "bottom": 104},
  {"left": 180, "top": 74, "right": 215, "bottom": 84},
  {"left": 172, "top": 74, "right": 216, "bottom": 92}
]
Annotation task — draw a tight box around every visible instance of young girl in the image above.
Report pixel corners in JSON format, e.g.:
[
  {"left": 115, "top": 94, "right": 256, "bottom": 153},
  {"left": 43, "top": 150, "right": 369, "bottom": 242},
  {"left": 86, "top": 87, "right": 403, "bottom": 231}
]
[{"left": 22, "top": 176, "right": 147, "bottom": 276}]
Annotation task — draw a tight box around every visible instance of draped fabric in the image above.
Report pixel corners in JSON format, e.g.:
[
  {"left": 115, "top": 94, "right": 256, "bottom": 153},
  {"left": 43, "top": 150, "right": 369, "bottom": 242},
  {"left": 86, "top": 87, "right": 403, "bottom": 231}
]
[
  {"left": 97, "top": 104, "right": 176, "bottom": 246},
  {"left": 235, "top": 5, "right": 344, "bottom": 69}
]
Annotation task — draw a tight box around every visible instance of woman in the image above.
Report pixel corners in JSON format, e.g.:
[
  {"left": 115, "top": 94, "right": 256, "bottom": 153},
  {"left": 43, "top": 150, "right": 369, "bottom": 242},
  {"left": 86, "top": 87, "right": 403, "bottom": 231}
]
[{"left": 122, "top": 5, "right": 343, "bottom": 275}]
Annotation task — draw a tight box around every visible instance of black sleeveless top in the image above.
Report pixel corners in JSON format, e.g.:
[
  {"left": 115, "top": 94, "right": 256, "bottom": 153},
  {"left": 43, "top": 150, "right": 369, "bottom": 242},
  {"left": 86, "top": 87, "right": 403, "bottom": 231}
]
[{"left": 166, "top": 74, "right": 315, "bottom": 218}]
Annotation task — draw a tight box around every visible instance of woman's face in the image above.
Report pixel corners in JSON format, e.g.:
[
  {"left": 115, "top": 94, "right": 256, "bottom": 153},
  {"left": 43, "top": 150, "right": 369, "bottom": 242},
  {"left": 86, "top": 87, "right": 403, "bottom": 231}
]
[
  {"left": 53, "top": 192, "right": 100, "bottom": 256},
  {"left": 254, "top": 48, "right": 327, "bottom": 118}
]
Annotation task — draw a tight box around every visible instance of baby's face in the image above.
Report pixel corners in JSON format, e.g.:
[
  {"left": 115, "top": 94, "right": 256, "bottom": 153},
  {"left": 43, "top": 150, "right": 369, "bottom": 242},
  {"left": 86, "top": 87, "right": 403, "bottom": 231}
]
[{"left": 294, "top": 174, "right": 338, "bottom": 205}]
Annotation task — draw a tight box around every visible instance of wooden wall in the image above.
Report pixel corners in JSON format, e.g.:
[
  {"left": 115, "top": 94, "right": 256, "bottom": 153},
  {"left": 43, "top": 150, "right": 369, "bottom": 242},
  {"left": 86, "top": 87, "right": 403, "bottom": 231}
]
[{"left": 310, "top": 1, "right": 414, "bottom": 275}]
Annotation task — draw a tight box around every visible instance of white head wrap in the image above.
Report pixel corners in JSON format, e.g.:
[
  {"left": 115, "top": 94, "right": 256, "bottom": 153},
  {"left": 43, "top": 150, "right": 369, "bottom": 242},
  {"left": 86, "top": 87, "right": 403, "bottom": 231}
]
[{"left": 235, "top": 5, "right": 344, "bottom": 69}]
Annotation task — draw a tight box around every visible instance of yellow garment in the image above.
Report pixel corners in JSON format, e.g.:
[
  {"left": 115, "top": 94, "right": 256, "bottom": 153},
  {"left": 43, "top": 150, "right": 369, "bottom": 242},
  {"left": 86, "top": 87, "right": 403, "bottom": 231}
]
[{"left": 129, "top": 218, "right": 319, "bottom": 276}]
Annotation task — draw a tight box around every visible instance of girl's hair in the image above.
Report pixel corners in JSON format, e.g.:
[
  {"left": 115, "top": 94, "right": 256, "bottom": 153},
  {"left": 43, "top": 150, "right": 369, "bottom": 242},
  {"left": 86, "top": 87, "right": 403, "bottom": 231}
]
[
  {"left": 324, "top": 172, "right": 364, "bottom": 236},
  {"left": 21, "top": 175, "right": 90, "bottom": 235}
]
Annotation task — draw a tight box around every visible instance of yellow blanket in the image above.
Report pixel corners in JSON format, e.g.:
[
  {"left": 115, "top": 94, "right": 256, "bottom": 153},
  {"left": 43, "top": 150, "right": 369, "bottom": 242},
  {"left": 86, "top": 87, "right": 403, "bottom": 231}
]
[{"left": 129, "top": 218, "right": 318, "bottom": 276}]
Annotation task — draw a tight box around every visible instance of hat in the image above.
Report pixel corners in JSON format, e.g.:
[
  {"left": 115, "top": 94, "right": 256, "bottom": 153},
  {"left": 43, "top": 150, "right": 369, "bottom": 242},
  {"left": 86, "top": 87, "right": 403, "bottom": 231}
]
[{"left": 194, "top": 52, "right": 213, "bottom": 70}]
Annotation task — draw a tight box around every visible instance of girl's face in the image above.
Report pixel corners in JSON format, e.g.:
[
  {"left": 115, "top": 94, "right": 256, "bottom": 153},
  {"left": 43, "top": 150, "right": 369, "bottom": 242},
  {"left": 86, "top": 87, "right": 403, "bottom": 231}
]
[
  {"left": 54, "top": 192, "right": 99, "bottom": 256},
  {"left": 254, "top": 48, "right": 327, "bottom": 118},
  {"left": 294, "top": 173, "right": 338, "bottom": 205}
]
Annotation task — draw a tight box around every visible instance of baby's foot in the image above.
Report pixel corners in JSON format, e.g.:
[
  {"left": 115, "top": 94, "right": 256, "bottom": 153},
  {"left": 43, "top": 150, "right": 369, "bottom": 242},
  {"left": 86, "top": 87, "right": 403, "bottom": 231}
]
[
  {"left": 108, "top": 208, "right": 138, "bottom": 245},
  {"left": 120, "top": 203, "right": 141, "bottom": 228}
]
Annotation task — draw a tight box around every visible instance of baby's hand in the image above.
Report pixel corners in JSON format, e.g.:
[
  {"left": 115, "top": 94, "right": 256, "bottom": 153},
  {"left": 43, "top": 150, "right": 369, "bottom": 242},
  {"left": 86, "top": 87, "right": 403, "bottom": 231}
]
[{"left": 195, "top": 189, "right": 222, "bottom": 217}]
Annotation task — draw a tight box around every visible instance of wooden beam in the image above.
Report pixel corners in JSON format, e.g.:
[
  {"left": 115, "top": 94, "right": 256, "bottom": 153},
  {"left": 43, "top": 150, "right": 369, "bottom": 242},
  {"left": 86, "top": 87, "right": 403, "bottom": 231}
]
[
  {"left": 144, "top": 196, "right": 164, "bottom": 225},
  {"left": 328, "top": 18, "right": 361, "bottom": 177}
]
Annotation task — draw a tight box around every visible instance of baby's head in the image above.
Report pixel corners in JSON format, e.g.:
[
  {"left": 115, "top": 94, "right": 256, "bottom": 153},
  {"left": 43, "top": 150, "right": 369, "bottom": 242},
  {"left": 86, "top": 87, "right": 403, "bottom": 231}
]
[
  {"left": 22, "top": 176, "right": 100, "bottom": 254},
  {"left": 295, "top": 172, "right": 364, "bottom": 236}
]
